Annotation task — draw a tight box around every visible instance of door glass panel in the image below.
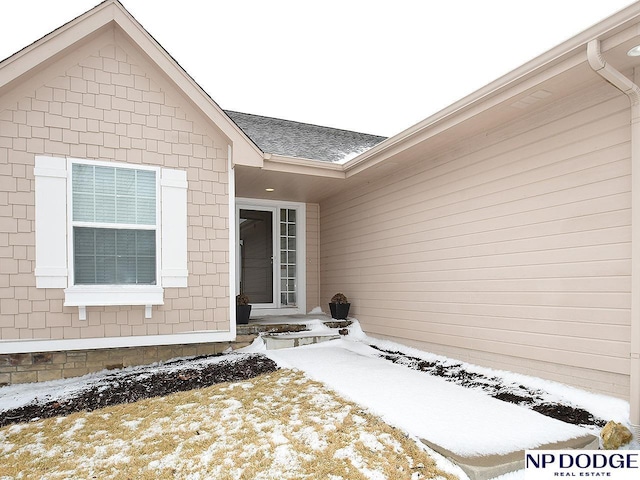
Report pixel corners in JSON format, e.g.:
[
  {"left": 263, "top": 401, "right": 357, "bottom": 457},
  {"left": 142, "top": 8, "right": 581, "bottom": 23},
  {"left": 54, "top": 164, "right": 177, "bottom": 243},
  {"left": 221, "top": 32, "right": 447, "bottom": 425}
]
[
  {"left": 280, "top": 208, "right": 297, "bottom": 306},
  {"left": 239, "top": 209, "right": 273, "bottom": 303}
]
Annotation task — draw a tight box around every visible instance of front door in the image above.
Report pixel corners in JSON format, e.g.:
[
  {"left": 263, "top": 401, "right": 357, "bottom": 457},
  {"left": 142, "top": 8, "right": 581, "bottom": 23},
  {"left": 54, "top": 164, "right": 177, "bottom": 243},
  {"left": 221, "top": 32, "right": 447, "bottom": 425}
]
[
  {"left": 239, "top": 208, "right": 275, "bottom": 307},
  {"left": 236, "top": 200, "right": 306, "bottom": 314}
]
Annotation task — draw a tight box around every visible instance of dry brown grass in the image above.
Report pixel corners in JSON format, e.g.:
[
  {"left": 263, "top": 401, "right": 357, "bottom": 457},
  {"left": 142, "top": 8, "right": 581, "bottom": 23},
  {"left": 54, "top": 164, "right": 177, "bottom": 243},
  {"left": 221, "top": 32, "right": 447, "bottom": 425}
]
[{"left": 0, "top": 369, "right": 457, "bottom": 480}]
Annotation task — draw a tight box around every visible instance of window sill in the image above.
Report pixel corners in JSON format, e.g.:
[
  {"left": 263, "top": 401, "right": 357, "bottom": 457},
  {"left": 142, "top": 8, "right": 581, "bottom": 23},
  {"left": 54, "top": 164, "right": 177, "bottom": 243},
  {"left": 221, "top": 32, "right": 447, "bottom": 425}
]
[{"left": 64, "top": 285, "right": 164, "bottom": 320}]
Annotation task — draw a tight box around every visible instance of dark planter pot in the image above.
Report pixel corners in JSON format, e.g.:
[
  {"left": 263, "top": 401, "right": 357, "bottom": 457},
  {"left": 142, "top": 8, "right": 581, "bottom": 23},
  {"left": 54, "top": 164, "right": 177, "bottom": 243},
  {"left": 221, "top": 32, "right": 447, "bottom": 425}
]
[
  {"left": 329, "top": 302, "right": 350, "bottom": 320},
  {"left": 236, "top": 305, "right": 252, "bottom": 324}
]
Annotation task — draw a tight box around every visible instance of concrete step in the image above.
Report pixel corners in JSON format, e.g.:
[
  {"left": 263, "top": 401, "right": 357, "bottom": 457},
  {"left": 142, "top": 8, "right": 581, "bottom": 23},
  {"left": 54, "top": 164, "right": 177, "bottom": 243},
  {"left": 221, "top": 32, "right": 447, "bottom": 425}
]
[
  {"left": 236, "top": 318, "right": 351, "bottom": 336},
  {"left": 262, "top": 332, "right": 342, "bottom": 350}
]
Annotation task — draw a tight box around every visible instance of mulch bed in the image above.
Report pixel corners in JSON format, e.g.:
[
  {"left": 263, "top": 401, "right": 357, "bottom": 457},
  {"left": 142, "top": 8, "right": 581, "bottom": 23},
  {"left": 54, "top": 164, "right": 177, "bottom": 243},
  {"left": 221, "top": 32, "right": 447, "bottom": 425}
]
[
  {"left": 0, "top": 353, "right": 278, "bottom": 428},
  {"left": 371, "top": 345, "right": 606, "bottom": 428},
  {"left": 1, "top": 346, "right": 607, "bottom": 430}
]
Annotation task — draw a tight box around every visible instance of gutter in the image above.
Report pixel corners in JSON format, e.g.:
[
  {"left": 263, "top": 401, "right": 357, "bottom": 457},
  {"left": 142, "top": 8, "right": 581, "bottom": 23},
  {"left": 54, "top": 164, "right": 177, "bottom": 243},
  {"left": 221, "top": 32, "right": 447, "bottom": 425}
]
[
  {"left": 263, "top": 154, "right": 345, "bottom": 179},
  {"left": 587, "top": 39, "right": 640, "bottom": 440}
]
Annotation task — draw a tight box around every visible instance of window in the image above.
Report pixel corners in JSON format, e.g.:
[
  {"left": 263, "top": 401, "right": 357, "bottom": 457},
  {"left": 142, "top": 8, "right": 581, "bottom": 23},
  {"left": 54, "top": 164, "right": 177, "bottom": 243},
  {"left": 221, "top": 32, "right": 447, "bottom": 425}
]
[
  {"left": 73, "top": 228, "right": 156, "bottom": 284},
  {"left": 71, "top": 163, "right": 158, "bottom": 285},
  {"left": 34, "top": 156, "right": 188, "bottom": 320},
  {"left": 280, "top": 208, "right": 297, "bottom": 306}
]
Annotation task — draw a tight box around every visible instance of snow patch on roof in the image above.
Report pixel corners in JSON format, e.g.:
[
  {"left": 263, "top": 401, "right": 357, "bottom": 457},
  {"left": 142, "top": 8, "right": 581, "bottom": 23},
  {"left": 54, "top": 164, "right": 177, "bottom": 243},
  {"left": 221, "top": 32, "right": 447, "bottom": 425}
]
[
  {"left": 336, "top": 145, "right": 374, "bottom": 164},
  {"left": 225, "top": 110, "right": 386, "bottom": 163}
]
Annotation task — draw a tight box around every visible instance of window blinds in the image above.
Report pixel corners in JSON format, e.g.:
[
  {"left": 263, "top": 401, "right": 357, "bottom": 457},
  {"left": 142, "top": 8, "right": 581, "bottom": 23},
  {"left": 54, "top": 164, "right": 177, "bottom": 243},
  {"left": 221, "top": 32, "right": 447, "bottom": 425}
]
[{"left": 72, "top": 163, "right": 157, "bottom": 285}]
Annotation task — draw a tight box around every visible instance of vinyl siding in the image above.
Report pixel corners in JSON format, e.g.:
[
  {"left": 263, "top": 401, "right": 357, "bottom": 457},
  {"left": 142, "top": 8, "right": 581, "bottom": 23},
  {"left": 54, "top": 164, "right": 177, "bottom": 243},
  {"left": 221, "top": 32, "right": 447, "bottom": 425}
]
[{"left": 320, "top": 83, "right": 631, "bottom": 398}]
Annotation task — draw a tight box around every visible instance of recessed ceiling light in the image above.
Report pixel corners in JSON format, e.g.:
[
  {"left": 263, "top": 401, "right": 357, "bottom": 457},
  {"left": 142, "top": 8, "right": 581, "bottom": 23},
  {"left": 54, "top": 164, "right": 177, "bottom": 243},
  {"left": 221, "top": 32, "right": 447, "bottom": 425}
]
[
  {"left": 628, "top": 45, "right": 640, "bottom": 57},
  {"left": 265, "top": 188, "right": 275, "bottom": 192}
]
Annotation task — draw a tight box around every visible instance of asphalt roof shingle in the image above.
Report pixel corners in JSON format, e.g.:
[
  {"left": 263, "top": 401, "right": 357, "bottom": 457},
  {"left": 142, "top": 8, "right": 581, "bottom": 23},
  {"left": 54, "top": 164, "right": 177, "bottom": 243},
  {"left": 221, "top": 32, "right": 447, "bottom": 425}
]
[{"left": 225, "top": 110, "right": 387, "bottom": 163}]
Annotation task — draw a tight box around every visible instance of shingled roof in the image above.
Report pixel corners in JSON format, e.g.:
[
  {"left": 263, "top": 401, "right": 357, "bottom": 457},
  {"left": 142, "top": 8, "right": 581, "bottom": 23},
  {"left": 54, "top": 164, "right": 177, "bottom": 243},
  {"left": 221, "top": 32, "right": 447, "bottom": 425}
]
[{"left": 225, "top": 111, "right": 387, "bottom": 163}]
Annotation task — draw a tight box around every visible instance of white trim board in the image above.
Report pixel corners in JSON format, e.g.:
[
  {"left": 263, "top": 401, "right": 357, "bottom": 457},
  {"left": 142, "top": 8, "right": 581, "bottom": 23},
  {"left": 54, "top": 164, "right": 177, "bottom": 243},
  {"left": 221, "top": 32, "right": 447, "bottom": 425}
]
[
  {"left": 228, "top": 145, "right": 237, "bottom": 335},
  {"left": 0, "top": 330, "right": 235, "bottom": 354}
]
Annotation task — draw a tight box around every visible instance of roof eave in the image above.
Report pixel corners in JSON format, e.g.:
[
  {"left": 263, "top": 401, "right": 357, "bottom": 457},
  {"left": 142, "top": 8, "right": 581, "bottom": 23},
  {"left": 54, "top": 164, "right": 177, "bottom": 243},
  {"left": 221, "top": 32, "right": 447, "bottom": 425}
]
[
  {"left": 262, "top": 154, "right": 345, "bottom": 179},
  {"left": 342, "top": 1, "right": 640, "bottom": 177},
  {"left": 0, "top": 0, "right": 115, "bottom": 90}
]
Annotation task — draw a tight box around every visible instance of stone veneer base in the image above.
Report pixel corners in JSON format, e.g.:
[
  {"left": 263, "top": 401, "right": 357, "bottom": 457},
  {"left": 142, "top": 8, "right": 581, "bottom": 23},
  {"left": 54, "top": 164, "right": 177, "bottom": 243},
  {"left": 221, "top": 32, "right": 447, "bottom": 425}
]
[{"left": 0, "top": 335, "right": 257, "bottom": 386}]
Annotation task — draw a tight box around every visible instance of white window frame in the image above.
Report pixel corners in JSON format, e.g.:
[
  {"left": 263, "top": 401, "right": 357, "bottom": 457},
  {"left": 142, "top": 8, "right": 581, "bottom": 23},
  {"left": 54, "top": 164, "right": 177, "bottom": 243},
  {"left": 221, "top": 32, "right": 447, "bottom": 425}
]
[
  {"left": 34, "top": 155, "right": 189, "bottom": 322},
  {"left": 236, "top": 198, "right": 306, "bottom": 316},
  {"left": 8, "top": 153, "right": 232, "bottom": 354},
  {"left": 64, "top": 158, "right": 163, "bottom": 319}
]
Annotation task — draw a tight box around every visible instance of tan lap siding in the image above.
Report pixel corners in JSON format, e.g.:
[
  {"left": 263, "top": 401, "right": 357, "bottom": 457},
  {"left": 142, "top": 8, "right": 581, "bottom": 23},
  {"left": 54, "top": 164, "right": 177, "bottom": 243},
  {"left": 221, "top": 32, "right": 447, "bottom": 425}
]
[{"left": 320, "top": 83, "right": 631, "bottom": 398}]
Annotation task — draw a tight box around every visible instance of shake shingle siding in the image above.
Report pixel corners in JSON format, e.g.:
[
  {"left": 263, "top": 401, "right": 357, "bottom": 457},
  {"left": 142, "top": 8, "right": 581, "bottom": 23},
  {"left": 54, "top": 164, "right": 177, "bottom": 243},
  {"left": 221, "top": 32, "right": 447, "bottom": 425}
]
[{"left": 225, "top": 110, "right": 386, "bottom": 163}]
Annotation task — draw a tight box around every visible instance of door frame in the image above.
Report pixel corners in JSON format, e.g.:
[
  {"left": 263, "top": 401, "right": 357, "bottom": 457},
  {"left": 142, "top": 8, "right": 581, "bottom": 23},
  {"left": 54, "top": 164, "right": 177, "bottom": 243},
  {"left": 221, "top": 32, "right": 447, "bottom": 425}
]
[{"left": 235, "top": 198, "right": 306, "bottom": 316}]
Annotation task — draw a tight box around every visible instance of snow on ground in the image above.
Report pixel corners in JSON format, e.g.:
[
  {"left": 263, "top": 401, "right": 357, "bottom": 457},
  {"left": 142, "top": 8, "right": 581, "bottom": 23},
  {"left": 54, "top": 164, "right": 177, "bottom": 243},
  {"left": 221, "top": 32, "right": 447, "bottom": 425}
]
[
  {"left": 249, "top": 320, "right": 631, "bottom": 456},
  {"left": 0, "top": 353, "right": 236, "bottom": 413},
  {"left": 265, "top": 340, "right": 583, "bottom": 456},
  {"left": 0, "top": 318, "right": 634, "bottom": 478}
]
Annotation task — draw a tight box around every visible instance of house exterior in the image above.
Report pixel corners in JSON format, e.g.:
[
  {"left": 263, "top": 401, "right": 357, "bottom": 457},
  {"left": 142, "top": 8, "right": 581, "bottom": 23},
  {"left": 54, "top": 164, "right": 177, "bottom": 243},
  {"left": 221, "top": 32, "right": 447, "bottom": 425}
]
[{"left": 1, "top": 0, "right": 640, "bottom": 436}]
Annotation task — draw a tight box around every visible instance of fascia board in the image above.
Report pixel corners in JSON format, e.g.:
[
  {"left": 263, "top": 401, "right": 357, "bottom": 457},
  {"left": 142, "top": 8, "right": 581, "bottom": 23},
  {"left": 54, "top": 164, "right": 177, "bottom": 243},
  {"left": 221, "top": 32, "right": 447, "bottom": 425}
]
[{"left": 262, "top": 154, "right": 345, "bottom": 179}]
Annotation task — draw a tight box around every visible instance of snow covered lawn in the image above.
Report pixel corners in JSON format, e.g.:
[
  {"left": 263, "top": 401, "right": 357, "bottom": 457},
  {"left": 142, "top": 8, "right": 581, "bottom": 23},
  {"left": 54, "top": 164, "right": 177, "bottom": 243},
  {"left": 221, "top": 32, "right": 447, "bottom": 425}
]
[{"left": 0, "top": 368, "right": 454, "bottom": 480}]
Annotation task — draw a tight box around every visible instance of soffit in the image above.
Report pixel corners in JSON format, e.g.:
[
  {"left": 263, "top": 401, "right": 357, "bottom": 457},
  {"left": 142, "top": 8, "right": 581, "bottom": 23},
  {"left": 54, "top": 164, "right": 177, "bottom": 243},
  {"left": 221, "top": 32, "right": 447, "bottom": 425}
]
[{"left": 235, "top": 165, "right": 345, "bottom": 203}]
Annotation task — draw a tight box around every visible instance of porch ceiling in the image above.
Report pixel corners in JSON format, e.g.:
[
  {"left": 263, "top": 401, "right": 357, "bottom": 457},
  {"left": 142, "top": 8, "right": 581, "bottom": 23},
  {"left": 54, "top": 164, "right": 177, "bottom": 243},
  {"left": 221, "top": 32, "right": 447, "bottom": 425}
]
[
  {"left": 235, "top": 164, "right": 346, "bottom": 203},
  {"left": 234, "top": 146, "right": 408, "bottom": 203}
]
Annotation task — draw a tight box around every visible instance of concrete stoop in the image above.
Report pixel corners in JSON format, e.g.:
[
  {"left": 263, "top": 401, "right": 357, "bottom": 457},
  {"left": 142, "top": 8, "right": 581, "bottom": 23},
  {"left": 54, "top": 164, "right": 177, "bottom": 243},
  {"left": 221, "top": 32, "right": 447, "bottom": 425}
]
[
  {"left": 262, "top": 332, "right": 342, "bottom": 350},
  {"left": 234, "top": 318, "right": 352, "bottom": 351},
  {"left": 420, "top": 434, "right": 599, "bottom": 480}
]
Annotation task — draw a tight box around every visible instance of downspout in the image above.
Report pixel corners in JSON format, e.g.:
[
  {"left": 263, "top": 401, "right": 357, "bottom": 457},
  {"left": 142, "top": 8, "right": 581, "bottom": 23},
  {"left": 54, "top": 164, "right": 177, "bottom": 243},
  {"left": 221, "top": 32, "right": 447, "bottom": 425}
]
[{"left": 587, "top": 39, "right": 640, "bottom": 440}]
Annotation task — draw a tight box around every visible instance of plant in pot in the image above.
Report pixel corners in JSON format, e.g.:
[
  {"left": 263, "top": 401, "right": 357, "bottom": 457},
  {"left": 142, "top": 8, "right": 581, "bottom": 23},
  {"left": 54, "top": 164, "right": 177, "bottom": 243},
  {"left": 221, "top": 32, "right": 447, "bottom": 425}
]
[
  {"left": 236, "top": 293, "right": 251, "bottom": 325},
  {"left": 329, "top": 292, "right": 350, "bottom": 320}
]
